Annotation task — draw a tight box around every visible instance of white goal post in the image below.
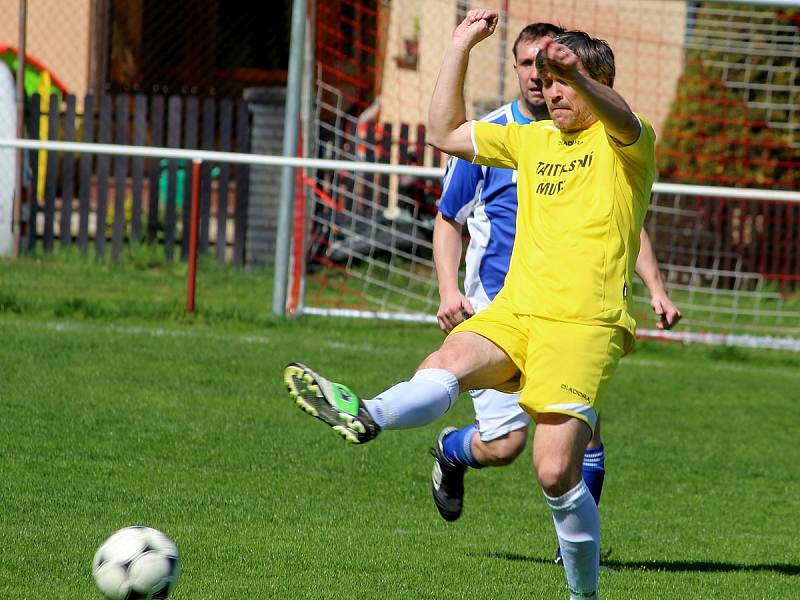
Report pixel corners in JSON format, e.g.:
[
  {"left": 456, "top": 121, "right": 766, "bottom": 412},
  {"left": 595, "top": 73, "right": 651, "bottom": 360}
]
[{"left": 303, "top": 0, "right": 800, "bottom": 352}]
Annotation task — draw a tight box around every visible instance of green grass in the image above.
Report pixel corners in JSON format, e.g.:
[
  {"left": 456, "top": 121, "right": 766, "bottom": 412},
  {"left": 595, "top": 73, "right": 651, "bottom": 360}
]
[
  {"left": 1, "top": 246, "right": 273, "bottom": 327},
  {"left": 2, "top": 252, "right": 799, "bottom": 599}
]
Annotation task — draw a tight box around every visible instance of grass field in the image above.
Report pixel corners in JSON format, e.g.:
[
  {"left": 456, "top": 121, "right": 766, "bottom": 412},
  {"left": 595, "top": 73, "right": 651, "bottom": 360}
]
[{"left": 2, "top": 252, "right": 799, "bottom": 599}]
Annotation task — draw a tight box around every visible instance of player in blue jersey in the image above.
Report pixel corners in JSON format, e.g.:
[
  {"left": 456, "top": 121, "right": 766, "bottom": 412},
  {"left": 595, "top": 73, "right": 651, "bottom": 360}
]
[{"left": 430, "top": 22, "right": 682, "bottom": 563}]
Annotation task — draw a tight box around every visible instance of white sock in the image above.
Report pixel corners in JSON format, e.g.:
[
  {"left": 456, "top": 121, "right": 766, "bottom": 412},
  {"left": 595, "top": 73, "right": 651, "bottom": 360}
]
[
  {"left": 362, "top": 368, "right": 459, "bottom": 429},
  {"left": 544, "top": 480, "right": 600, "bottom": 600}
]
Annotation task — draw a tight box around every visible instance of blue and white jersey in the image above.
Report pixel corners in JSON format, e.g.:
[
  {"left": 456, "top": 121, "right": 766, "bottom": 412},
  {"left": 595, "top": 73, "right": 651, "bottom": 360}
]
[{"left": 438, "top": 100, "right": 533, "bottom": 310}]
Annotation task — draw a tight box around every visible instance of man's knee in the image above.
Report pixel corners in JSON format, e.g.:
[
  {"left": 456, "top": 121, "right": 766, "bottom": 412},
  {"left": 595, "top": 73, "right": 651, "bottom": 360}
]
[
  {"left": 419, "top": 349, "right": 447, "bottom": 371},
  {"left": 417, "top": 332, "right": 518, "bottom": 393},
  {"left": 535, "top": 454, "right": 579, "bottom": 496},
  {"left": 478, "top": 428, "right": 527, "bottom": 466},
  {"left": 418, "top": 334, "right": 475, "bottom": 371},
  {"left": 533, "top": 414, "right": 591, "bottom": 495}
]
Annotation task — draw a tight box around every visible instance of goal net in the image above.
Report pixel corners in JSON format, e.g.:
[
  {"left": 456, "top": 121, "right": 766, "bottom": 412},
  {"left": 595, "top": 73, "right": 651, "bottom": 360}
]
[{"left": 293, "top": 0, "right": 800, "bottom": 350}]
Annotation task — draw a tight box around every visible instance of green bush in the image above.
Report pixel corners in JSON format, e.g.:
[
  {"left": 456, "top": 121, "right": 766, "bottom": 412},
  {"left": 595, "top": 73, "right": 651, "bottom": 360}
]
[{"left": 657, "top": 4, "right": 798, "bottom": 190}]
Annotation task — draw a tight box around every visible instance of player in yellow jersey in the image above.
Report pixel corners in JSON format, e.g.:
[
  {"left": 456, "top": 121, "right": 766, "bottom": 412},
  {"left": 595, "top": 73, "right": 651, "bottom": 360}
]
[{"left": 285, "top": 8, "right": 654, "bottom": 599}]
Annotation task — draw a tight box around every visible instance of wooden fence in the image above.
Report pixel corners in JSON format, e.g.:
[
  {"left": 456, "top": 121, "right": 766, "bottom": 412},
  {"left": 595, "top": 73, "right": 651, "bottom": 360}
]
[{"left": 21, "top": 93, "right": 251, "bottom": 266}]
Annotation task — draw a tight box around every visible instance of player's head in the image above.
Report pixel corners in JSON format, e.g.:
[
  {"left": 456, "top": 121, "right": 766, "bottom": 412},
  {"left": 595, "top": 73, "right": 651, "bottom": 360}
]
[
  {"left": 512, "top": 23, "right": 565, "bottom": 59},
  {"left": 512, "top": 22, "right": 565, "bottom": 119},
  {"left": 553, "top": 30, "right": 615, "bottom": 87},
  {"left": 536, "top": 30, "right": 616, "bottom": 132}
]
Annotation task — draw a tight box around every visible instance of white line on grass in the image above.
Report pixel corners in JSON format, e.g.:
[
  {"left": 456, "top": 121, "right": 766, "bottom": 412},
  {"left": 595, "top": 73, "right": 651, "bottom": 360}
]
[
  {"left": 0, "top": 319, "right": 413, "bottom": 356},
  {"left": 623, "top": 357, "right": 799, "bottom": 380},
  {"left": 3, "top": 318, "right": 797, "bottom": 380}
]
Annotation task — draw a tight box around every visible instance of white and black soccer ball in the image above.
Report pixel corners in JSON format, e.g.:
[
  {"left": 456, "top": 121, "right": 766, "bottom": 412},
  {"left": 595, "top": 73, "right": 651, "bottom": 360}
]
[{"left": 92, "top": 526, "right": 181, "bottom": 600}]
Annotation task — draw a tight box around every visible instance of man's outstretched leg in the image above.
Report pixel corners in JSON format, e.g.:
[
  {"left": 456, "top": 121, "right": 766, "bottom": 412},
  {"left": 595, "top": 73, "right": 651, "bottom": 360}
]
[
  {"left": 285, "top": 362, "right": 459, "bottom": 443},
  {"left": 284, "top": 331, "right": 518, "bottom": 443}
]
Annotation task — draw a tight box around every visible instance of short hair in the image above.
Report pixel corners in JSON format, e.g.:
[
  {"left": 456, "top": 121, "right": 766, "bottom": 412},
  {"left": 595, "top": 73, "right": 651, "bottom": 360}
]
[
  {"left": 512, "top": 22, "right": 565, "bottom": 59},
  {"left": 536, "top": 30, "right": 616, "bottom": 88}
]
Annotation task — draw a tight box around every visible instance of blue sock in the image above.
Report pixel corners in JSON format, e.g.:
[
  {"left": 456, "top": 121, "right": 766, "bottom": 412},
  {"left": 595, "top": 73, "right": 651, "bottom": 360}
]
[
  {"left": 581, "top": 444, "right": 605, "bottom": 506},
  {"left": 441, "top": 424, "right": 484, "bottom": 469}
]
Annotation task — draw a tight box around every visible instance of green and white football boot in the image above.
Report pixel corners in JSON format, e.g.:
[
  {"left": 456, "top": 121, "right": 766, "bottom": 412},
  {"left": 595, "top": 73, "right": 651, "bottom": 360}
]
[{"left": 284, "top": 362, "right": 381, "bottom": 444}]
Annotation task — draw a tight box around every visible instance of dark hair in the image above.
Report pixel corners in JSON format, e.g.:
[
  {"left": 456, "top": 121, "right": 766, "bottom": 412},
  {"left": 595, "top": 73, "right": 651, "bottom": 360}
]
[
  {"left": 512, "top": 22, "right": 565, "bottom": 59},
  {"left": 536, "top": 30, "right": 616, "bottom": 87}
]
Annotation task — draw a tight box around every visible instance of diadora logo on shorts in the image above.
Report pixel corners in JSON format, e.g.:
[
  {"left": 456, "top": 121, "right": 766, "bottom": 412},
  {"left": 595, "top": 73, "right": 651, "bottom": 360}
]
[{"left": 560, "top": 383, "right": 593, "bottom": 403}]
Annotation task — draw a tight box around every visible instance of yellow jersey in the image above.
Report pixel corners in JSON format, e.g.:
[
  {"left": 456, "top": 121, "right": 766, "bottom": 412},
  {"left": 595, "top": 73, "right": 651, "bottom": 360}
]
[{"left": 471, "top": 115, "right": 656, "bottom": 338}]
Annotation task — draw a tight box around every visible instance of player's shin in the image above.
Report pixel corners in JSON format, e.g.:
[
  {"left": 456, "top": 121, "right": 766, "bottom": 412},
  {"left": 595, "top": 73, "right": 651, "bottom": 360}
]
[
  {"left": 544, "top": 480, "right": 600, "bottom": 600},
  {"left": 363, "top": 368, "right": 459, "bottom": 429}
]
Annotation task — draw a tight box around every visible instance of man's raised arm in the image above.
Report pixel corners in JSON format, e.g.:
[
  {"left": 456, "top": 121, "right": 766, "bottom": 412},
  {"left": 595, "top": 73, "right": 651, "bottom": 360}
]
[{"left": 427, "top": 8, "right": 498, "bottom": 160}]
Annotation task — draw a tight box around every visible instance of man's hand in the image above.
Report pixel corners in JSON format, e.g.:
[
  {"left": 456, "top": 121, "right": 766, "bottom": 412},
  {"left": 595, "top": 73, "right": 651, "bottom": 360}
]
[
  {"left": 452, "top": 8, "right": 498, "bottom": 50},
  {"left": 437, "top": 291, "right": 475, "bottom": 333},
  {"left": 536, "top": 38, "right": 581, "bottom": 83},
  {"left": 650, "top": 294, "right": 682, "bottom": 330}
]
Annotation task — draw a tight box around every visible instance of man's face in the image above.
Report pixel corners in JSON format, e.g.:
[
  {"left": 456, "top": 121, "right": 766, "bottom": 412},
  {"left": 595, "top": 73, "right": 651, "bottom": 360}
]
[
  {"left": 540, "top": 62, "right": 598, "bottom": 132},
  {"left": 513, "top": 37, "right": 554, "bottom": 110}
]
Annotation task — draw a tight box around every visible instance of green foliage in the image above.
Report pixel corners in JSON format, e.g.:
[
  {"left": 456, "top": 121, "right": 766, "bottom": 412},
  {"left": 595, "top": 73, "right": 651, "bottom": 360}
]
[{"left": 658, "top": 4, "right": 799, "bottom": 189}]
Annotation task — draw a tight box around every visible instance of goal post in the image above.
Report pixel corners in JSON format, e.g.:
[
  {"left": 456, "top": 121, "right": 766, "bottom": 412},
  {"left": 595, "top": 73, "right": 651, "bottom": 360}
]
[{"left": 303, "top": 0, "right": 800, "bottom": 350}]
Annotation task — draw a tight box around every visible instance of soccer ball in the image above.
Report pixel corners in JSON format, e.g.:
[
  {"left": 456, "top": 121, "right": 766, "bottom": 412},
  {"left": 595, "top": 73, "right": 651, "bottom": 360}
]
[{"left": 92, "top": 526, "right": 181, "bottom": 600}]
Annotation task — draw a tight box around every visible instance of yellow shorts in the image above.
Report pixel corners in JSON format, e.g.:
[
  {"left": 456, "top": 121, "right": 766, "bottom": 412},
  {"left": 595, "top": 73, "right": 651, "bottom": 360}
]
[{"left": 451, "top": 298, "right": 627, "bottom": 433}]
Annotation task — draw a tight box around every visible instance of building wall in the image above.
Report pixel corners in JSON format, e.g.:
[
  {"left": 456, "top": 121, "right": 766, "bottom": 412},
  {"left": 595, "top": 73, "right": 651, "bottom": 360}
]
[
  {"left": 0, "top": 0, "right": 93, "bottom": 96},
  {"left": 379, "top": 0, "right": 686, "bottom": 153}
]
